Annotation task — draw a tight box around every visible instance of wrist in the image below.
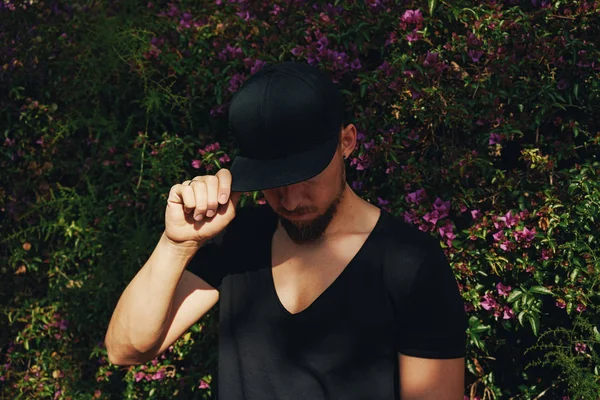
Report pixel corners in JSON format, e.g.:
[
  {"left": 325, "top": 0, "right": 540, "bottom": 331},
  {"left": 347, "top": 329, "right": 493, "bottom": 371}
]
[{"left": 159, "top": 232, "right": 206, "bottom": 258}]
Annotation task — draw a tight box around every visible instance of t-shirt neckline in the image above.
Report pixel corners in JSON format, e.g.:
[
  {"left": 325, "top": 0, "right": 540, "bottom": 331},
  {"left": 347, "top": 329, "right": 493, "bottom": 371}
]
[{"left": 265, "top": 207, "right": 387, "bottom": 317}]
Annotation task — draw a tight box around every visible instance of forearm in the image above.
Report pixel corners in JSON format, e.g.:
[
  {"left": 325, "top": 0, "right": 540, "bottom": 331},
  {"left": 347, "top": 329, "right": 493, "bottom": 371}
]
[{"left": 105, "top": 232, "right": 200, "bottom": 363}]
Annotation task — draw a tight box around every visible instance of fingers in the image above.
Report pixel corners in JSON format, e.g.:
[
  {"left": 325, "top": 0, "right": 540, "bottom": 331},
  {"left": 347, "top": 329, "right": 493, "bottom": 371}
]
[
  {"left": 190, "top": 181, "right": 207, "bottom": 221},
  {"left": 203, "top": 176, "right": 219, "bottom": 218},
  {"left": 215, "top": 169, "right": 232, "bottom": 205},
  {"left": 171, "top": 170, "right": 237, "bottom": 221},
  {"left": 180, "top": 184, "right": 197, "bottom": 216}
]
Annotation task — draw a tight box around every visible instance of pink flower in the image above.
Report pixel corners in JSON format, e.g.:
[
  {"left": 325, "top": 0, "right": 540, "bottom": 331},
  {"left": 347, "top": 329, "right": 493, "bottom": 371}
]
[
  {"left": 134, "top": 372, "right": 145, "bottom": 382},
  {"left": 492, "top": 231, "right": 505, "bottom": 242},
  {"left": 503, "top": 306, "right": 515, "bottom": 320},
  {"left": 405, "top": 188, "right": 427, "bottom": 204},
  {"left": 499, "top": 211, "right": 519, "bottom": 228},
  {"left": 513, "top": 227, "right": 536, "bottom": 242},
  {"left": 489, "top": 132, "right": 502, "bottom": 145},
  {"left": 541, "top": 248, "right": 552, "bottom": 260},
  {"left": 406, "top": 31, "right": 422, "bottom": 43},
  {"left": 480, "top": 292, "right": 497, "bottom": 311},
  {"left": 152, "top": 369, "right": 166, "bottom": 380},
  {"left": 471, "top": 209, "right": 482, "bottom": 219},
  {"left": 423, "top": 210, "right": 440, "bottom": 225},
  {"left": 433, "top": 198, "right": 451, "bottom": 218},
  {"left": 191, "top": 159, "right": 202, "bottom": 169},
  {"left": 576, "top": 304, "right": 587, "bottom": 313},
  {"left": 556, "top": 299, "right": 566, "bottom": 309},
  {"left": 403, "top": 210, "right": 418, "bottom": 224},
  {"left": 496, "top": 282, "right": 512, "bottom": 297},
  {"left": 575, "top": 343, "right": 587, "bottom": 354},
  {"left": 439, "top": 220, "right": 456, "bottom": 240},
  {"left": 199, "top": 379, "right": 210, "bottom": 389},
  {"left": 401, "top": 9, "right": 423, "bottom": 25}
]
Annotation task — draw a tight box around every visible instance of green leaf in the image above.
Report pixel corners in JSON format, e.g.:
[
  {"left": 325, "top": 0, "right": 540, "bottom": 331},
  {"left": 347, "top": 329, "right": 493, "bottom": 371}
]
[
  {"left": 507, "top": 289, "right": 524, "bottom": 303},
  {"left": 528, "top": 315, "right": 540, "bottom": 336},
  {"left": 428, "top": 0, "right": 437, "bottom": 15},
  {"left": 518, "top": 310, "right": 526, "bottom": 326},
  {"left": 570, "top": 268, "right": 579, "bottom": 282},
  {"left": 529, "top": 286, "right": 553, "bottom": 295},
  {"left": 471, "top": 324, "right": 491, "bottom": 333}
]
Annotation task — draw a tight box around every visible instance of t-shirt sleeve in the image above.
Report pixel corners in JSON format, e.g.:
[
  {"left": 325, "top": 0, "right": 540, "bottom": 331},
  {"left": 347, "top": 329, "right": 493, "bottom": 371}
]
[
  {"left": 390, "top": 237, "right": 468, "bottom": 359},
  {"left": 185, "top": 229, "right": 231, "bottom": 291}
]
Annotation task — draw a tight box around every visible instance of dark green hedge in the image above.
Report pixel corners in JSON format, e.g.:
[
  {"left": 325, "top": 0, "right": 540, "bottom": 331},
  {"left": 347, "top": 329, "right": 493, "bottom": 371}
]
[{"left": 1, "top": 0, "right": 600, "bottom": 398}]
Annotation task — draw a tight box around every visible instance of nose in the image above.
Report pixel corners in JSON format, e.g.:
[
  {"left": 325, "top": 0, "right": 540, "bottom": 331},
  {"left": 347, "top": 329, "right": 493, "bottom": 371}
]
[{"left": 278, "top": 184, "right": 303, "bottom": 211}]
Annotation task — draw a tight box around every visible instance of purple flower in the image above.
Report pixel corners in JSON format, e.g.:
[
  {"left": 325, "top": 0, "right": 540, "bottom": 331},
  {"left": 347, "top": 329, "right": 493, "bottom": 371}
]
[
  {"left": 492, "top": 231, "right": 505, "bottom": 242},
  {"left": 489, "top": 132, "right": 502, "bottom": 145},
  {"left": 541, "top": 248, "right": 552, "bottom": 260},
  {"left": 468, "top": 50, "right": 485, "bottom": 62},
  {"left": 404, "top": 210, "right": 418, "bottom": 224},
  {"left": 405, "top": 188, "right": 427, "bottom": 204},
  {"left": 496, "top": 282, "right": 512, "bottom": 297},
  {"left": 59, "top": 319, "right": 68, "bottom": 330},
  {"left": 134, "top": 372, "right": 145, "bottom": 382},
  {"left": 513, "top": 227, "right": 536, "bottom": 242},
  {"left": 481, "top": 292, "right": 497, "bottom": 311},
  {"left": 250, "top": 60, "right": 266, "bottom": 75},
  {"left": 503, "top": 306, "right": 515, "bottom": 320},
  {"left": 439, "top": 221, "right": 456, "bottom": 240},
  {"left": 406, "top": 31, "right": 421, "bottom": 43},
  {"left": 228, "top": 73, "right": 246, "bottom": 92},
  {"left": 350, "top": 58, "right": 362, "bottom": 70},
  {"left": 152, "top": 369, "right": 166, "bottom": 380},
  {"left": 471, "top": 209, "right": 482, "bottom": 219},
  {"left": 576, "top": 304, "right": 587, "bottom": 313},
  {"left": 191, "top": 160, "right": 202, "bottom": 169},
  {"left": 433, "top": 198, "right": 451, "bottom": 218},
  {"left": 556, "top": 299, "right": 566, "bottom": 309},
  {"left": 575, "top": 343, "right": 587, "bottom": 354},
  {"left": 423, "top": 51, "right": 439, "bottom": 67},
  {"left": 423, "top": 210, "right": 440, "bottom": 225},
  {"left": 557, "top": 79, "right": 568, "bottom": 90},
  {"left": 499, "top": 240, "right": 513, "bottom": 251},
  {"left": 401, "top": 9, "right": 423, "bottom": 25},
  {"left": 377, "top": 197, "right": 389, "bottom": 206},
  {"left": 290, "top": 46, "right": 303, "bottom": 56},
  {"left": 499, "top": 211, "right": 519, "bottom": 228}
]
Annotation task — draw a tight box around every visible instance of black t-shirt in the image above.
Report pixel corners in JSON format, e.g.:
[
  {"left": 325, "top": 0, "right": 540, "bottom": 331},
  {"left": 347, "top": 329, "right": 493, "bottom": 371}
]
[{"left": 187, "top": 205, "right": 467, "bottom": 400}]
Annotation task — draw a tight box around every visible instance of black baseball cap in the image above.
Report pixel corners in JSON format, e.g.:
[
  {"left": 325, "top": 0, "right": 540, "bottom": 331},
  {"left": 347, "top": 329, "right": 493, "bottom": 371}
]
[{"left": 228, "top": 61, "right": 345, "bottom": 192}]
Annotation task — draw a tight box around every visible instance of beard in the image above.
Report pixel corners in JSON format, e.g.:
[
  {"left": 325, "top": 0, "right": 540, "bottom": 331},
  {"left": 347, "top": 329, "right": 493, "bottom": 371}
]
[{"left": 279, "top": 169, "right": 346, "bottom": 245}]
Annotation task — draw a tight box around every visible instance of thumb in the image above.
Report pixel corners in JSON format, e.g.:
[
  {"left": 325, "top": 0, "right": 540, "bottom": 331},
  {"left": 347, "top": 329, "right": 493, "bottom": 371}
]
[{"left": 230, "top": 191, "right": 242, "bottom": 208}]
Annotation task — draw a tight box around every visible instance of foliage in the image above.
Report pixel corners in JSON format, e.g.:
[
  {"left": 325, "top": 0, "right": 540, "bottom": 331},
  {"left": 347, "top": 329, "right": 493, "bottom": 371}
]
[{"left": 1, "top": 0, "right": 600, "bottom": 398}]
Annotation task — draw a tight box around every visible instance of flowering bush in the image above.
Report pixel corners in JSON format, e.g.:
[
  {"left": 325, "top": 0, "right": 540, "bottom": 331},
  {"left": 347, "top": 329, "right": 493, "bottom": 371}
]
[{"left": 2, "top": 0, "right": 600, "bottom": 398}]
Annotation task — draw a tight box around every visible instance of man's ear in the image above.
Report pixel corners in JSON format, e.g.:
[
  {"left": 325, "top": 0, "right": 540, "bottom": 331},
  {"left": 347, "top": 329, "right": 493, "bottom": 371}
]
[{"left": 340, "top": 123, "right": 357, "bottom": 159}]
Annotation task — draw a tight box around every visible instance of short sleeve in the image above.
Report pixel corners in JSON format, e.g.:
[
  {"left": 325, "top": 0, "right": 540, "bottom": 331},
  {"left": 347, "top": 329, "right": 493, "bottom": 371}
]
[
  {"left": 186, "top": 229, "right": 231, "bottom": 291},
  {"left": 392, "top": 238, "right": 468, "bottom": 359}
]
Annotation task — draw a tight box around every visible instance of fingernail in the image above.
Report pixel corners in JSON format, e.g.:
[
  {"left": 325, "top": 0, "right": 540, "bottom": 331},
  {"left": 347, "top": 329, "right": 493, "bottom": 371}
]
[
  {"left": 194, "top": 214, "right": 203, "bottom": 221},
  {"left": 206, "top": 210, "right": 215, "bottom": 218},
  {"left": 220, "top": 194, "right": 228, "bottom": 203}
]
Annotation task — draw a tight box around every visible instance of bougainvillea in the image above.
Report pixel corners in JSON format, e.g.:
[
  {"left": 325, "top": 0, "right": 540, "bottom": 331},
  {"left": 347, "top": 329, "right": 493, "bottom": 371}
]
[{"left": 2, "top": 0, "right": 600, "bottom": 398}]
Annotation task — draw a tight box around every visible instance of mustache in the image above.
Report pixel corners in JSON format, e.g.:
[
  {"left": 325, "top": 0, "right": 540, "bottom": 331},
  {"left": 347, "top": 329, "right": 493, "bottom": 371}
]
[{"left": 277, "top": 207, "right": 318, "bottom": 218}]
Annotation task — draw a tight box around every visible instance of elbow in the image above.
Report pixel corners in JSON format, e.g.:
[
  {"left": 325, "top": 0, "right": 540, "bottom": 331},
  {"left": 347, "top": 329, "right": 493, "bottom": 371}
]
[{"left": 104, "top": 333, "right": 149, "bottom": 367}]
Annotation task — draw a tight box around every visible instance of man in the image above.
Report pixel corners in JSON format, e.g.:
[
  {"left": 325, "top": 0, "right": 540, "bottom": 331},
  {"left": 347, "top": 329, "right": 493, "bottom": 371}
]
[{"left": 105, "top": 62, "right": 468, "bottom": 399}]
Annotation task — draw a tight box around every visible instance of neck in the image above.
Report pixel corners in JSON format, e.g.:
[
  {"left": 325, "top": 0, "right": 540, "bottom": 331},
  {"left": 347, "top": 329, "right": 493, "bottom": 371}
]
[{"left": 320, "top": 184, "right": 375, "bottom": 238}]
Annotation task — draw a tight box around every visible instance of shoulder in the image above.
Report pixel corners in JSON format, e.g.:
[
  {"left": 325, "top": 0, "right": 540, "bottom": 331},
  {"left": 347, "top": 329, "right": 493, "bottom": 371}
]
[
  {"left": 376, "top": 210, "right": 448, "bottom": 292},
  {"left": 377, "top": 210, "right": 442, "bottom": 262}
]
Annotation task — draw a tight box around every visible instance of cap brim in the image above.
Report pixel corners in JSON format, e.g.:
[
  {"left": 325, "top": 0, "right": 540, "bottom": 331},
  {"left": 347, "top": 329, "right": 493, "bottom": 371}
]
[{"left": 230, "top": 134, "right": 339, "bottom": 192}]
